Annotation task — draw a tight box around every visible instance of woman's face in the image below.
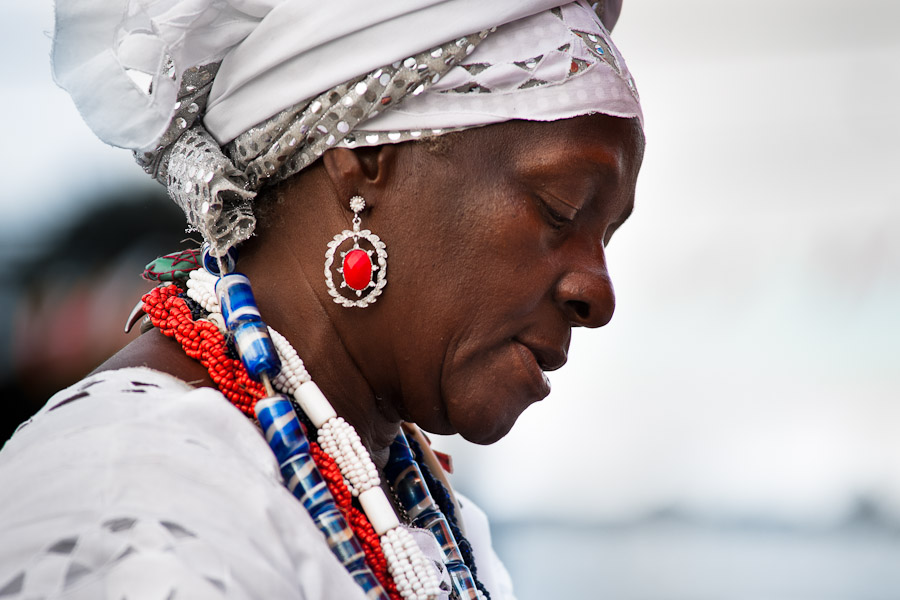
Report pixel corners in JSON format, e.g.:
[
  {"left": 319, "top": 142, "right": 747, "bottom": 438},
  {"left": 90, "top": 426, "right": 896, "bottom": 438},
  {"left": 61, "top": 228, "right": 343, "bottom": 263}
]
[{"left": 346, "top": 114, "right": 644, "bottom": 444}]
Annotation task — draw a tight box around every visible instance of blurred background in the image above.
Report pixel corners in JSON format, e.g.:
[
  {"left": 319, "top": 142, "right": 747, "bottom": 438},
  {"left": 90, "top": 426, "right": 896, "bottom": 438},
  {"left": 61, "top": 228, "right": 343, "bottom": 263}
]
[{"left": 2, "top": 1, "right": 899, "bottom": 599}]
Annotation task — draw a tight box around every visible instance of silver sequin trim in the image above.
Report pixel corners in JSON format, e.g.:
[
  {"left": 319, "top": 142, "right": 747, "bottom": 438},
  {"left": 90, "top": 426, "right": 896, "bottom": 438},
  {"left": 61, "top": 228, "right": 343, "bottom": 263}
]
[
  {"left": 146, "top": 32, "right": 490, "bottom": 256},
  {"left": 166, "top": 129, "right": 255, "bottom": 256},
  {"left": 227, "top": 29, "right": 492, "bottom": 191}
]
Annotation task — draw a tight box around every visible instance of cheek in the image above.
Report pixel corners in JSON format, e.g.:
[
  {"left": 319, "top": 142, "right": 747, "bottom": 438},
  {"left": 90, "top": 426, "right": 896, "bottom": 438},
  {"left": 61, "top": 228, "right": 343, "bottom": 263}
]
[
  {"left": 389, "top": 253, "right": 549, "bottom": 442},
  {"left": 382, "top": 174, "right": 555, "bottom": 439},
  {"left": 385, "top": 198, "right": 524, "bottom": 326}
]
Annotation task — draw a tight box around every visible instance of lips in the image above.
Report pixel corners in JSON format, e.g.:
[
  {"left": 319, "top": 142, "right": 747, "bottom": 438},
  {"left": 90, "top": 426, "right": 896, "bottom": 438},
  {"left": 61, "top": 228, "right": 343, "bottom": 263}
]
[
  {"left": 525, "top": 342, "right": 568, "bottom": 373},
  {"left": 512, "top": 342, "right": 551, "bottom": 399},
  {"left": 513, "top": 339, "right": 567, "bottom": 400}
]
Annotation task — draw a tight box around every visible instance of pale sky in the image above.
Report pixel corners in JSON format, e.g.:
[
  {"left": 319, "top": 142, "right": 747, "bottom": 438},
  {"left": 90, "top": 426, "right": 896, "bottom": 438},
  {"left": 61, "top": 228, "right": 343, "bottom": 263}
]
[{"left": 434, "top": 0, "right": 900, "bottom": 524}]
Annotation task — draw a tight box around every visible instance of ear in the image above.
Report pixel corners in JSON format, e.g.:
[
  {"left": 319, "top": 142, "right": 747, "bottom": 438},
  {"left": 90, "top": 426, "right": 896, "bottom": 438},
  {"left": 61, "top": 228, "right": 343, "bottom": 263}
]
[{"left": 321, "top": 146, "right": 399, "bottom": 207}]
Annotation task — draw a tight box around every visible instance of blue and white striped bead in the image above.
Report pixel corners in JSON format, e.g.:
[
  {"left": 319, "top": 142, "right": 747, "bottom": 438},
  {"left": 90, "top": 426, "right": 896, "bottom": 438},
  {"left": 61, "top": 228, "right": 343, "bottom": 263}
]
[
  {"left": 215, "top": 273, "right": 281, "bottom": 380},
  {"left": 256, "top": 396, "right": 333, "bottom": 516},
  {"left": 254, "top": 395, "right": 389, "bottom": 600},
  {"left": 255, "top": 395, "right": 308, "bottom": 463},
  {"left": 230, "top": 320, "right": 282, "bottom": 381},
  {"left": 387, "top": 432, "right": 480, "bottom": 600},
  {"left": 281, "top": 454, "right": 332, "bottom": 517},
  {"left": 215, "top": 273, "right": 262, "bottom": 327}
]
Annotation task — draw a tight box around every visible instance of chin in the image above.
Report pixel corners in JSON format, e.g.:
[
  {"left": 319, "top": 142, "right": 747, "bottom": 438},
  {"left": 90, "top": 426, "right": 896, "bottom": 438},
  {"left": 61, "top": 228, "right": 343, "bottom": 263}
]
[
  {"left": 418, "top": 416, "right": 518, "bottom": 446},
  {"left": 457, "top": 418, "right": 519, "bottom": 446},
  {"left": 446, "top": 388, "right": 538, "bottom": 445},
  {"left": 429, "top": 347, "right": 548, "bottom": 444}
]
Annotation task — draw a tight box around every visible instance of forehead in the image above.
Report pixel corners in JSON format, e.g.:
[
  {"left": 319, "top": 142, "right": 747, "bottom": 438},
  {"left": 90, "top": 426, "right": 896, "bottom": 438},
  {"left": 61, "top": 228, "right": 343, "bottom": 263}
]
[
  {"left": 519, "top": 114, "right": 643, "bottom": 162},
  {"left": 447, "top": 115, "right": 644, "bottom": 170},
  {"left": 451, "top": 115, "right": 645, "bottom": 197}
]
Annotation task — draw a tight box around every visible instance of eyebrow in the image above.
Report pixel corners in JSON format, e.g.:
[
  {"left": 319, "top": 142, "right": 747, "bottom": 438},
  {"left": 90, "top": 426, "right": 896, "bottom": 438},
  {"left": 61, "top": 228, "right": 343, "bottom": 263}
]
[
  {"left": 527, "top": 135, "right": 624, "bottom": 174},
  {"left": 520, "top": 147, "right": 622, "bottom": 208}
]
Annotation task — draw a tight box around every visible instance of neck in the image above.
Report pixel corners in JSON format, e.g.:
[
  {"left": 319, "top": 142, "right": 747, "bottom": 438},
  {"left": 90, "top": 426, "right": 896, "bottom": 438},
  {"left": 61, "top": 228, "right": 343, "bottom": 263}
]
[{"left": 239, "top": 235, "right": 402, "bottom": 456}]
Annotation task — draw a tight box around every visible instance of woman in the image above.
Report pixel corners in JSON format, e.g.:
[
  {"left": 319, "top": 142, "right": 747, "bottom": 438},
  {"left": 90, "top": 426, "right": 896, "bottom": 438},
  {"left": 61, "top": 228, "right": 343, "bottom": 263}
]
[{"left": 0, "top": 0, "right": 643, "bottom": 598}]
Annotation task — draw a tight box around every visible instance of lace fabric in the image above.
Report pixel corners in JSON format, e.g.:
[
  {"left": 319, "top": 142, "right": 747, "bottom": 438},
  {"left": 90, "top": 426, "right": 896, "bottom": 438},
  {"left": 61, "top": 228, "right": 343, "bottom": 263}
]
[{"left": 0, "top": 369, "right": 514, "bottom": 599}]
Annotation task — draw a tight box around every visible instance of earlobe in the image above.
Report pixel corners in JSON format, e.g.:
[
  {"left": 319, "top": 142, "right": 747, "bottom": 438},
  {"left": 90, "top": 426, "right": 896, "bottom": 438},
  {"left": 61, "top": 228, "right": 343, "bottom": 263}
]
[{"left": 321, "top": 146, "right": 398, "bottom": 203}]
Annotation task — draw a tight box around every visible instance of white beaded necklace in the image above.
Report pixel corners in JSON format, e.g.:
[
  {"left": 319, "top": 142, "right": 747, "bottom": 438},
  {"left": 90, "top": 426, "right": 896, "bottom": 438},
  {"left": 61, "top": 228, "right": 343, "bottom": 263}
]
[{"left": 187, "top": 269, "right": 441, "bottom": 600}]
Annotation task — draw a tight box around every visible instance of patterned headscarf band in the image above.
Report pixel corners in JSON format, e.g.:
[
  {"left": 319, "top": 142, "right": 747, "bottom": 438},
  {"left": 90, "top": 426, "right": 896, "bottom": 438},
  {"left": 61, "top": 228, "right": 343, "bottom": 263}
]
[{"left": 134, "top": 29, "right": 491, "bottom": 255}]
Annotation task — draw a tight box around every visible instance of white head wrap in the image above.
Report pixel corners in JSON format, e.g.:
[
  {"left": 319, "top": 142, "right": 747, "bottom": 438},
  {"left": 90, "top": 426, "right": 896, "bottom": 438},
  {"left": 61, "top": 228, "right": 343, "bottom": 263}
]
[
  {"left": 341, "top": 3, "right": 641, "bottom": 148},
  {"left": 52, "top": 0, "right": 641, "bottom": 255}
]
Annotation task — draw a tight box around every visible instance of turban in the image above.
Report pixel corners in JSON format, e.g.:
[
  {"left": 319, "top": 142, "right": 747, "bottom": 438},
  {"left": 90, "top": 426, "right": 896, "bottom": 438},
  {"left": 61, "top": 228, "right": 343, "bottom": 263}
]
[{"left": 53, "top": 0, "right": 642, "bottom": 255}]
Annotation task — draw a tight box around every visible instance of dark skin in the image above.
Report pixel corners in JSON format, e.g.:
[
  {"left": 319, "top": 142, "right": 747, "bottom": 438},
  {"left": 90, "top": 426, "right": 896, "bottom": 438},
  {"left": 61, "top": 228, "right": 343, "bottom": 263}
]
[{"left": 98, "top": 113, "right": 645, "bottom": 464}]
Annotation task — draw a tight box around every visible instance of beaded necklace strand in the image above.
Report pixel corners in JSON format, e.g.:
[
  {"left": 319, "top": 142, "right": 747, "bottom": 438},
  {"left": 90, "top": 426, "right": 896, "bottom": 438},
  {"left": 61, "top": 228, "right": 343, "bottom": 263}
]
[
  {"left": 141, "top": 262, "right": 490, "bottom": 600},
  {"left": 406, "top": 436, "right": 492, "bottom": 600},
  {"left": 143, "top": 284, "right": 397, "bottom": 600}
]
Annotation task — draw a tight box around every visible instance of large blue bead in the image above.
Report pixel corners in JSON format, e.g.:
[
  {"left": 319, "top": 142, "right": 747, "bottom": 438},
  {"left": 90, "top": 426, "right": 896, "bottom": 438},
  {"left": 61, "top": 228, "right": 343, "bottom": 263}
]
[
  {"left": 215, "top": 273, "right": 261, "bottom": 327},
  {"left": 214, "top": 273, "right": 281, "bottom": 380},
  {"left": 387, "top": 431, "right": 477, "bottom": 598},
  {"left": 231, "top": 319, "right": 282, "bottom": 380},
  {"left": 254, "top": 395, "right": 307, "bottom": 463}
]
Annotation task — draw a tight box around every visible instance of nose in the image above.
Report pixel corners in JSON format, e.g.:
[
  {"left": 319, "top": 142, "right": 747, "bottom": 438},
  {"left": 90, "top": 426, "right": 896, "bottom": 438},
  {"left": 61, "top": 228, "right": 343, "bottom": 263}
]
[{"left": 555, "top": 250, "right": 616, "bottom": 328}]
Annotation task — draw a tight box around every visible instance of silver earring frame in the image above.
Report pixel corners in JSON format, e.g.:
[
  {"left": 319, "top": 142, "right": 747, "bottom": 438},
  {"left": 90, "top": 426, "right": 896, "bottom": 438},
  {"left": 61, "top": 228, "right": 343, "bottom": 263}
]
[{"left": 324, "top": 195, "right": 388, "bottom": 308}]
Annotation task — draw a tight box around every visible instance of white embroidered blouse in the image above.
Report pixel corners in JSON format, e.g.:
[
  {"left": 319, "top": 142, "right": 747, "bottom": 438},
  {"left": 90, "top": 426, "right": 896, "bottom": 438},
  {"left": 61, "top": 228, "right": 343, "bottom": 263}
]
[{"left": 0, "top": 368, "right": 515, "bottom": 600}]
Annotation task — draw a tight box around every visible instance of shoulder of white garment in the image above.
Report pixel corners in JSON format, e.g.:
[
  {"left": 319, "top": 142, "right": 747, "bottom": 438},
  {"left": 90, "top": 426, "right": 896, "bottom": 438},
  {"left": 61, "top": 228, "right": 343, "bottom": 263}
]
[
  {"left": 0, "top": 367, "right": 369, "bottom": 600},
  {"left": 454, "top": 492, "right": 518, "bottom": 600}
]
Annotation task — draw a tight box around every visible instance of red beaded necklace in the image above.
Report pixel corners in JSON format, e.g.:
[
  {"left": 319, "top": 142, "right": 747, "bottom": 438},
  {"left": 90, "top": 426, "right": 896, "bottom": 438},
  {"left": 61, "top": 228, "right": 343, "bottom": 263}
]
[
  {"left": 143, "top": 284, "right": 264, "bottom": 416},
  {"left": 142, "top": 283, "right": 402, "bottom": 600}
]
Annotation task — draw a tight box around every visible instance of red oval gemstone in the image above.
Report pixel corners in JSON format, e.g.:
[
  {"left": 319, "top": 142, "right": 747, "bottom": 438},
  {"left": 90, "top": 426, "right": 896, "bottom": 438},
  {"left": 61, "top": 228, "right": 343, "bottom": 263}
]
[{"left": 342, "top": 248, "right": 372, "bottom": 291}]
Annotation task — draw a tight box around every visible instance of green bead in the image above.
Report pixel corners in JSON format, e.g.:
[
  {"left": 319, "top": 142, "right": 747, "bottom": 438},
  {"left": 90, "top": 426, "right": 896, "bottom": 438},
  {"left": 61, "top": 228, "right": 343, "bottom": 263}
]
[{"left": 142, "top": 248, "right": 202, "bottom": 282}]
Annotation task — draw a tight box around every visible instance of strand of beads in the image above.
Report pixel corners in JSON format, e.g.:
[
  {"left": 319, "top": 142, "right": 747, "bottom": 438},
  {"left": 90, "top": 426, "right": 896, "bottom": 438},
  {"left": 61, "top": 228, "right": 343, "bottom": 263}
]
[
  {"left": 268, "top": 326, "right": 312, "bottom": 397},
  {"left": 143, "top": 283, "right": 397, "bottom": 599},
  {"left": 147, "top": 269, "right": 495, "bottom": 598},
  {"left": 255, "top": 394, "right": 392, "bottom": 600},
  {"left": 186, "top": 268, "right": 220, "bottom": 313},
  {"left": 187, "top": 270, "right": 308, "bottom": 389},
  {"left": 284, "top": 374, "right": 440, "bottom": 600},
  {"left": 142, "top": 285, "right": 264, "bottom": 416},
  {"left": 210, "top": 260, "right": 402, "bottom": 600},
  {"left": 318, "top": 417, "right": 380, "bottom": 496},
  {"left": 309, "top": 441, "right": 400, "bottom": 600},
  {"left": 189, "top": 270, "right": 442, "bottom": 600},
  {"left": 214, "top": 272, "right": 283, "bottom": 384},
  {"left": 386, "top": 431, "right": 486, "bottom": 600},
  {"left": 406, "top": 435, "right": 490, "bottom": 600},
  {"left": 186, "top": 269, "right": 227, "bottom": 332}
]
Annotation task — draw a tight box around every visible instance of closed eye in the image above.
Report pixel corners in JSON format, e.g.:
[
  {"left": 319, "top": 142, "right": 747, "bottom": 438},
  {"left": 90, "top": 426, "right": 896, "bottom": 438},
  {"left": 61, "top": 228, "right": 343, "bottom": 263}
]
[{"left": 538, "top": 196, "right": 577, "bottom": 230}]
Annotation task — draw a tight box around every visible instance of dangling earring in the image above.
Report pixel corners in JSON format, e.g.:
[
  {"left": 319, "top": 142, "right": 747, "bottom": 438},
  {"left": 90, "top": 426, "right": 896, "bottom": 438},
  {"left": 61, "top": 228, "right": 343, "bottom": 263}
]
[{"left": 324, "top": 195, "right": 388, "bottom": 308}]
